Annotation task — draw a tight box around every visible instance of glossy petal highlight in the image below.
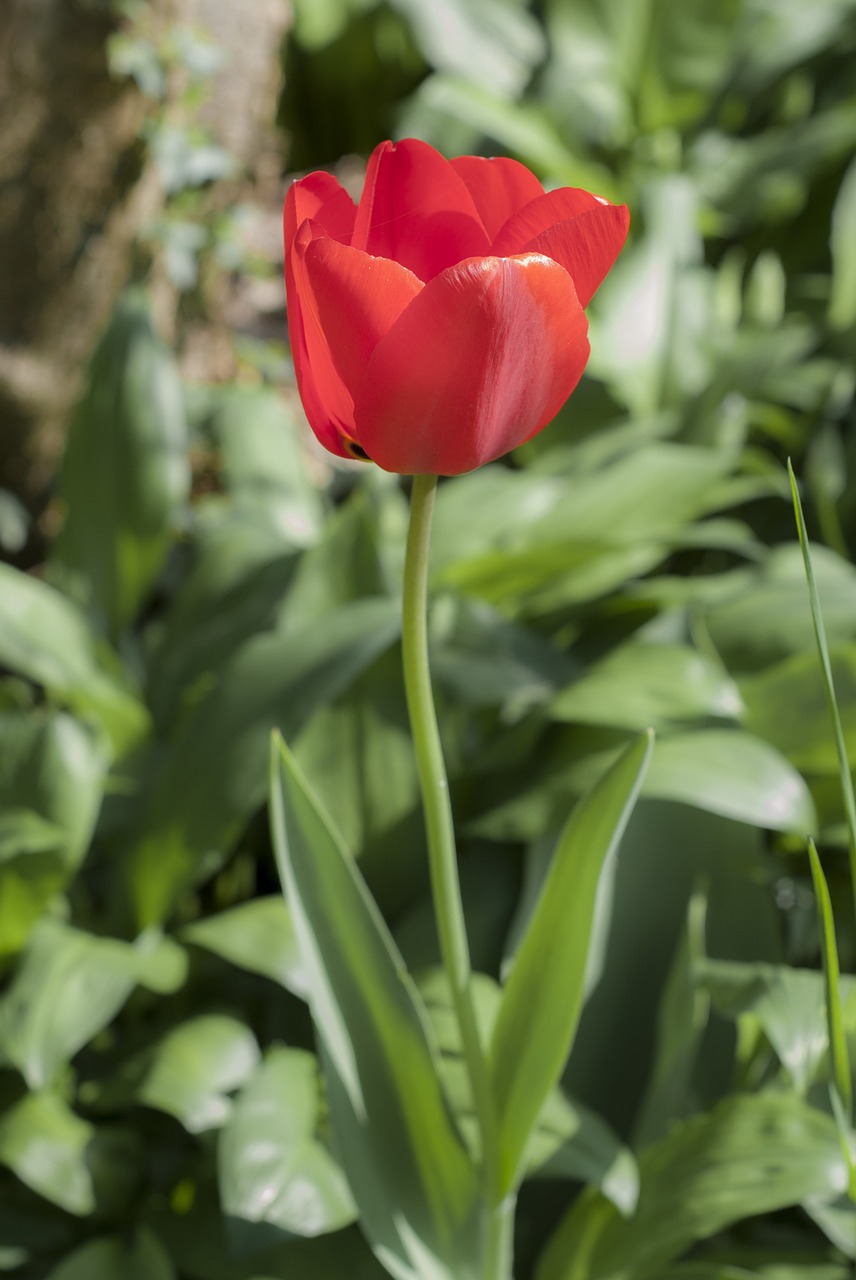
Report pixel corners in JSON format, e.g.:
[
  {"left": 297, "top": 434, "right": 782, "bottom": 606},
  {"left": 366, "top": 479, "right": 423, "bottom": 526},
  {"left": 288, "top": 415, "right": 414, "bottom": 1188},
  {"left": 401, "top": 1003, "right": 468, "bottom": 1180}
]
[{"left": 355, "top": 255, "right": 590, "bottom": 476}]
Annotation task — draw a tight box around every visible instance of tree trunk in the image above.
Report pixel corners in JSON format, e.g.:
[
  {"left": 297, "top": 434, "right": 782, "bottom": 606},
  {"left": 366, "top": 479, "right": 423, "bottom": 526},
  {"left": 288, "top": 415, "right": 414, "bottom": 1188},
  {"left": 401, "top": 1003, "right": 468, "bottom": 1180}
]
[
  {"left": 0, "top": 0, "right": 167, "bottom": 525},
  {"left": 0, "top": 0, "right": 290, "bottom": 554}
]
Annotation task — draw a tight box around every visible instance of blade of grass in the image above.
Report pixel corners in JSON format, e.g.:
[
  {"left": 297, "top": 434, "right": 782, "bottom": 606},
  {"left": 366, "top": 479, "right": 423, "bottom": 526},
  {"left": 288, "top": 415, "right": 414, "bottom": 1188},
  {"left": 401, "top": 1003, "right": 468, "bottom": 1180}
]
[
  {"left": 807, "top": 838, "right": 856, "bottom": 1196},
  {"left": 788, "top": 459, "right": 856, "bottom": 918},
  {"left": 807, "top": 840, "right": 853, "bottom": 1122}
]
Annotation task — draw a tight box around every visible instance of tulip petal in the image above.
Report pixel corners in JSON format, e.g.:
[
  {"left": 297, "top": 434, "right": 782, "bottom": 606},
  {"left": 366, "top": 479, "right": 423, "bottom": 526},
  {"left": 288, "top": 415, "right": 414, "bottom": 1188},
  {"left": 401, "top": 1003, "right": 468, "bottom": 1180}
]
[
  {"left": 283, "top": 171, "right": 356, "bottom": 255},
  {"left": 283, "top": 177, "right": 358, "bottom": 458},
  {"left": 287, "top": 223, "right": 358, "bottom": 457},
  {"left": 492, "top": 189, "right": 630, "bottom": 307},
  {"left": 351, "top": 139, "right": 490, "bottom": 281},
  {"left": 355, "top": 254, "right": 589, "bottom": 476},
  {"left": 300, "top": 236, "right": 423, "bottom": 400},
  {"left": 450, "top": 155, "right": 545, "bottom": 243}
]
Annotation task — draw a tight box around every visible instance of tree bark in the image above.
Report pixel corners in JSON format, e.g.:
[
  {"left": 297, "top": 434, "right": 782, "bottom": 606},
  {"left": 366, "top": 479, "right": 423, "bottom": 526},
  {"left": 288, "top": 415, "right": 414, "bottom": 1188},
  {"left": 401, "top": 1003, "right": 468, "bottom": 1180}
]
[
  {"left": 0, "top": 0, "right": 290, "bottom": 554},
  {"left": 0, "top": 0, "right": 167, "bottom": 522}
]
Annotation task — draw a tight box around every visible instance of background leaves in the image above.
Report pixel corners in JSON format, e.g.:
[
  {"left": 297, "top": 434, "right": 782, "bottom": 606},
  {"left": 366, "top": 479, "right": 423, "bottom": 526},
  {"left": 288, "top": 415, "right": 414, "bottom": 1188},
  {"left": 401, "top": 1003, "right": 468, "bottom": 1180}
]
[{"left": 1, "top": 0, "right": 855, "bottom": 1276}]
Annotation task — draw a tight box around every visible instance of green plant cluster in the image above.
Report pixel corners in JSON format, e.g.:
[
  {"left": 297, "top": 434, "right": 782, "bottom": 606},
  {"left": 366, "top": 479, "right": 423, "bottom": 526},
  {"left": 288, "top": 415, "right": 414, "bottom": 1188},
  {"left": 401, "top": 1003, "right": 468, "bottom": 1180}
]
[{"left": 1, "top": 0, "right": 856, "bottom": 1277}]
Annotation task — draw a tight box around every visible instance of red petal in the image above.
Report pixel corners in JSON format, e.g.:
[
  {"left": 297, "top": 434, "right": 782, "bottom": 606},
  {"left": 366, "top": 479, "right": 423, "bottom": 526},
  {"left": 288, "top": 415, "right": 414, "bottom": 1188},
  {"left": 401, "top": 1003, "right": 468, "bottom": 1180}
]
[
  {"left": 287, "top": 222, "right": 358, "bottom": 457},
  {"left": 450, "top": 155, "right": 545, "bottom": 244},
  {"left": 300, "top": 236, "right": 422, "bottom": 400},
  {"left": 354, "top": 254, "right": 589, "bottom": 475},
  {"left": 351, "top": 139, "right": 490, "bottom": 281},
  {"left": 283, "top": 175, "right": 358, "bottom": 457},
  {"left": 492, "top": 189, "right": 630, "bottom": 308},
  {"left": 283, "top": 171, "right": 356, "bottom": 255}
]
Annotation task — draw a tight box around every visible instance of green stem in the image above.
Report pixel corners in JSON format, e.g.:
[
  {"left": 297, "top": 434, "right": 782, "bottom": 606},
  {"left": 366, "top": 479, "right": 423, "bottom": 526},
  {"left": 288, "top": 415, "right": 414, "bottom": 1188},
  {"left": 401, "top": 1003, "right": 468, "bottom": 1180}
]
[{"left": 402, "top": 473, "right": 509, "bottom": 1278}]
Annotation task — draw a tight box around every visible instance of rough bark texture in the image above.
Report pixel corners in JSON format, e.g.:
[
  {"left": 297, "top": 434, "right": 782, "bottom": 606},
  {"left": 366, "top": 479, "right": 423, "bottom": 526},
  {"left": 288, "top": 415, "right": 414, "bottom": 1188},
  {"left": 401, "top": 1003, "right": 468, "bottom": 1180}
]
[
  {"left": 0, "top": 0, "right": 290, "bottom": 541},
  {"left": 0, "top": 0, "right": 167, "bottom": 516}
]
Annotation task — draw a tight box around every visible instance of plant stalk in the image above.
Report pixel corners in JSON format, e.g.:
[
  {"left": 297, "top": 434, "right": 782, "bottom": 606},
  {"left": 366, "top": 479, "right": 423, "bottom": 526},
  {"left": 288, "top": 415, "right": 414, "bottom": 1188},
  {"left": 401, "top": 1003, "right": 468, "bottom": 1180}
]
[{"left": 401, "top": 472, "right": 510, "bottom": 1279}]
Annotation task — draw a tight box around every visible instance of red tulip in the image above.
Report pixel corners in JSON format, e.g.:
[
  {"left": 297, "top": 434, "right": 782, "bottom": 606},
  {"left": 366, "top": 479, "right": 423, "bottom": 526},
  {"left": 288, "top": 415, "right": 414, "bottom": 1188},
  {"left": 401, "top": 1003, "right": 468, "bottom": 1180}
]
[{"left": 283, "top": 139, "right": 629, "bottom": 476}]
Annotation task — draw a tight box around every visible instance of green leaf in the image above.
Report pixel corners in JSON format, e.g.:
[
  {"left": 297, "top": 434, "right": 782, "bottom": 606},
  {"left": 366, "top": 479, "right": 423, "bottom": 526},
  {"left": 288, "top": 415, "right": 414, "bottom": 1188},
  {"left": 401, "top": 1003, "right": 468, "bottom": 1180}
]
[
  {"left": 489, "top": 730, "right": 653, "bottom": 1195},
  {"left": 701, "top": 543, "right": 856, "bottom": 673},
  {"left": 415, "top": 968, "right": 638, "bottom": 1214},
  {"left": 145, "top": 1180, "right": 388, "bottom": 1280},
  {"left": 0, "top": 712, "right": 106, "bottom": 958},
  {"left": 527, "top": 1088, "right": 639, "bottom": 1216},
  {"left": 0, "top": 1092, "right": 97, "bottom": 1215},
  {"left": 588, "top": 176, "right": 710, "bottom": 416},
  {"left": 0, "top": 918, "right": 187, "bottom": 1089},
  {"left": 208, "top": 386, "right": 325, "bottom": 549},
  {"left": 391, "top": 0, "right": 545, "bottom": 98},
  {"left": 696, "top": 957, "right": 843, "bottom": 1096},
  {"left": 128, "top": 596, "right": 400, "bottom": 927},
  {"left": 808, "top": 840, "right": 855, "bottom": 1145},
  {"left": 789, "top": 460, "right": 856, "bottom": 893},
  {"left": 829, "top": 155, "right": 856, "bottom": 330},
  {"left": 293, "top": 646, "right": 418, "bottom": 860},
  {"left": 218, "top": 1046, "right": 356, "bottom": 1240},
  {"left": 115, "top": 1015, "right": 260, "bottom": 1133},
  {"left": 51, "top": 289, "right": 189, "bottom": 636},
  {"left": 44, "top": 1229, "right": 175, "bottom": 1280},
  {"left": 634, "top": 891, "right": 710, "bottom": 1147},
  {"left": 551, "top": 643, "right": 742, "bottom": 731},
  {"left": 739, "top": 646, "right": 856, "bottom": 774},
  {"left": 0, "top": 566, "right": 149, "bottom": 756},
  {"left": 269, "top": 734, "right": 481, "bottom": 1280},
  {"left": 181, "top": 897, "right": 308, "bottom": 996},
  {"left": 537, "top": 1093, "right": 849, "bottom": 1280},
  {"left": 643, "top": 729, "right": 816, "bottom": 832}
]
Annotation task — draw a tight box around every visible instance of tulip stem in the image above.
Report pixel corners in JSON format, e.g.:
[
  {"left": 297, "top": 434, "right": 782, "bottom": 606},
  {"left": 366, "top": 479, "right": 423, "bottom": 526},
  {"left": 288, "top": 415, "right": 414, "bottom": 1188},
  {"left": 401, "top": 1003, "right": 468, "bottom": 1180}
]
[{"left": 402, "top": 473, "right": 510, "bottom": 1279}]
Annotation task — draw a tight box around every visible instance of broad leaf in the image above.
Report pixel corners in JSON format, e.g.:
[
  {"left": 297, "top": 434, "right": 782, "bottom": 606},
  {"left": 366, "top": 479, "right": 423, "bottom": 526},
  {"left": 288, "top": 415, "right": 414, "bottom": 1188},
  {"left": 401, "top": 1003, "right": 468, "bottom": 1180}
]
[
  {"left": 489, "top": 731, "right": 652, "bottom": 1195},
  {"left": 537, "top": 1093, "right": 848, "bottom": 1280},
  {"left": 643, "top": 729, "right": 815, "bottom": 832},
  {"left": 0, "top": 1091, "right": 97, "bottom": 1215},
  {"left": 50, "top": 289, "right": 189, "bottom": 637},
  {"left": 0, "top": 918, "right": 187, "bottom": 1089},
  {"left": 218, "top": 1046, "right": 356, "bottom": 1240},
  {"left": 551, "top": 642, "right": 741, "bottom": 731},
  {"left": 0, "top": 1091, "right": 136, "bottom": 1218},
  {"left": 181, "top": 897, "right": 308, "bottom": 996},
  {"left": 0, "top": 565, "right": 149, "bottom": 756},
  {"left": 96, "top": 1015, "right": 259, "bottom": 1134},
  {"left": 269, "top": 735, "right": 481, "bottom": 1280},
  {"left": 0, "top": 712, "right": 106, "bottom": 958},
  {"left": 128, "top": 596, "right": 400, "bottom": 927}
]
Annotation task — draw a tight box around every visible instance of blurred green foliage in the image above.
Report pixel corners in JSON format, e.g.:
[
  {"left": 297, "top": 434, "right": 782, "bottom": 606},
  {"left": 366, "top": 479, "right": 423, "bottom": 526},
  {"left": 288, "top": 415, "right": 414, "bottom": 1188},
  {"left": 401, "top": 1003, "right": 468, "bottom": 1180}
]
[{"left": 1, "top": 0, "right": 856, "bottom": 1276}]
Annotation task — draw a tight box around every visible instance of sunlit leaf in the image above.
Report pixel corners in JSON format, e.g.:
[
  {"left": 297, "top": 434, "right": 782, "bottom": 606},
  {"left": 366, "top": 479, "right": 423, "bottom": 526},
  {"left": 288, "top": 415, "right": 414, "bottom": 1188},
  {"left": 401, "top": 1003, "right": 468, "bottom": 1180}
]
[
  {"left": 538, "top": 1093, "right": 848, "bottom": 1280},
  {"left": 218, "top": 1046, "right": 356, "bottom": 1239},
  {"left": 269, "top": 735, "right": 481, "bottom": 1280},
  {"left": 181, "top": 897, "right": 308, "bottom": 996},
  {"left": 489, "top": 732, "right": 652, "bottom": 1194},
  {"left": 0, "top": 918, "right": 187, "bottom": 1090}
]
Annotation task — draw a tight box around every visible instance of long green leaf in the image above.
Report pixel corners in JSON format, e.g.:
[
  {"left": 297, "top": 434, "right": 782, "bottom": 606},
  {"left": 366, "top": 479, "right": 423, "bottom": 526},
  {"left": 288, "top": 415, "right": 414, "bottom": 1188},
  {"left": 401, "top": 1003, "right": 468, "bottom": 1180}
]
[
  {"left": 269, "top": 734, "right": 481, "bottom": 1280},
  {"left": 489, "top": 729, "right": 653, "bottom": 1195}
]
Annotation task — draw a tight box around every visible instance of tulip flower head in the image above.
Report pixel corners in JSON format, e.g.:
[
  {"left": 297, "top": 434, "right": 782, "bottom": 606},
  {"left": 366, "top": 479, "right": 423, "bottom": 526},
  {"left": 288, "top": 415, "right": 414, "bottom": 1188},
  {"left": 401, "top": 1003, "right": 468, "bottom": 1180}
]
[{"left": 283, "top": 139, "right": 629, "bottom": 476}]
